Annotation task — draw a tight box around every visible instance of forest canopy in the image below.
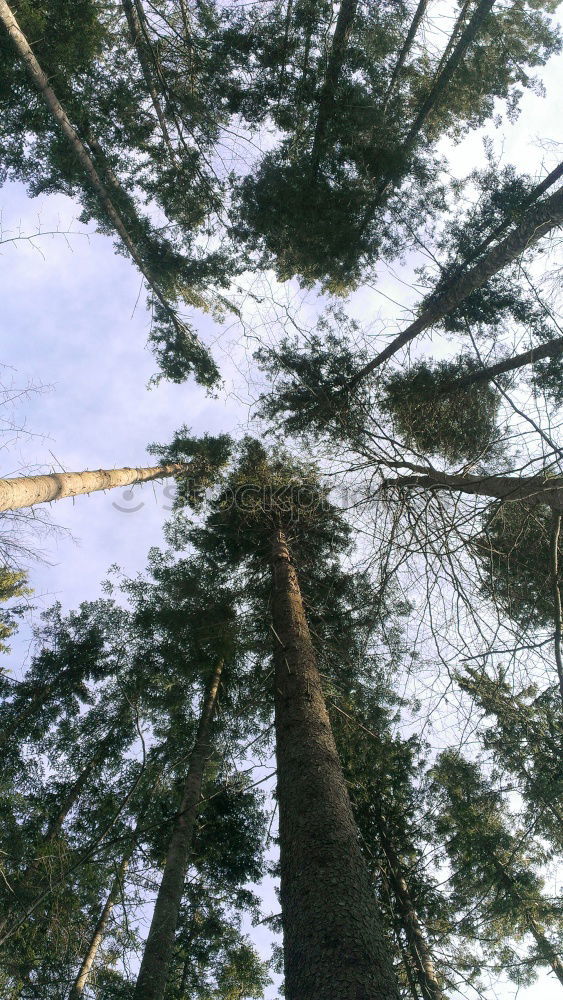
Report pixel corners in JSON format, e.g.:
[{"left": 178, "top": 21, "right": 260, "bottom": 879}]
[{"left": 0, "top": 1, "right": 562, "bottom": 999}]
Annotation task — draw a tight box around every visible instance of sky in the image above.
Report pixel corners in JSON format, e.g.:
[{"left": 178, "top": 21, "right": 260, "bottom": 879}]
[{"left": 1, "top": 12, "right": 563, "bottom": 998}]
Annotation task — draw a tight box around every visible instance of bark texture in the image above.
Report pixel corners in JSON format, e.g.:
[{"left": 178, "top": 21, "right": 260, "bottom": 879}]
[
  {"left": 350, "top": 182, "right": 563, "bottom": 385},
  {"left": 383, "top": 467, "right": 563, "bottom": 512},
  {"left": 270, "top": 528, "right": 398, "bottom": 1000},
  {"left": 68, "top": 852, "right": 131, "bottom": 998},
  {"left": 0, "top": 463, "right": 184, "bottom": 512},
  {"left": 133, "top": 659, "right": 223, "bottom": 1000}
]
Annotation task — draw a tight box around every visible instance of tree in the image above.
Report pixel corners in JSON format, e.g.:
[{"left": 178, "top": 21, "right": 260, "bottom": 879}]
[
  {"left": 178, "top": 436, "right": 400, "bottom": 1000},
  {"left": 432, "top": 751, "right": 563, "bottom": 988}
]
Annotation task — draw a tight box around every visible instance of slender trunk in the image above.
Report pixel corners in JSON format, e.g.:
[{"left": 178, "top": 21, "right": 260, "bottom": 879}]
[
  {"left": 439, "top": 158, "right": 563, "bottom": 280},
  {"left": 277, "top": 0, "right": 294, "bottom": 97},
  {"left": 382, "top": 467, "right": 563, "bottom": 512},
  {"left": 360, "top": 0, "right": 494, "bottom": 214},
  {"left": 269, "top": 528, "right": 399, "bottom": 1000},
  {"left": 121, "top": 0, "right": 177, "bottom": 161},
  {"left": 68, "top": 851, "right": 131, "bottom": 999},
  {"left": 441, "top": 336, "right": 563, "bottom": 393},
  {"left": 382, "top": 0, "right": 430, "bottom": 111},
  {"left": 378, "top": 826, "right": 443, "bottom": 1000},
  {"left": 349, "top": 183, "right": 563, "bottom": 385},
  {"left": 310, "top": 0, "right": 359, "bottom": 175},
  {"left": 493, "top": 857, "right": 563, "bottom": 986},
  {"left": 0, "top": 463, "right": 184, "bottom": 512},
  {"left": 133, "top": 659, "right": 223, "bottom": 1000},
  {"left": 432, "top": 0, "right": 472, "bottom": 81},
  {"left": 0, "top": 0, "right": 184, "bottom": 327},
  {"left": 45, "top": 750, "right": 108, "bottom": 843},
  {"left": 550, "top": 513, "right": 563, "bottom": 708}
]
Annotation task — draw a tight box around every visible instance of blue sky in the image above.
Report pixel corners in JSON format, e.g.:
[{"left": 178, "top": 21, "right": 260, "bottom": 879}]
[{"left": 1, "top": 23, "right": 563, "bottom": 996}]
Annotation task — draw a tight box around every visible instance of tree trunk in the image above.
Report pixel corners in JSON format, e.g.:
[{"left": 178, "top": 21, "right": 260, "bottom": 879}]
[
  {"left": 378, "top": 825, "right": 443, "bottom": 1000},
  {"left": 549, "top": 513, "right": 563, "bottom": 708},
  {"left": 0, "top": 0, "right": 185, "bottom": 327},
  {"left": 68, "top": 851, "right": 131, "bottom": 999},
  {"left": 493, "top": 857, "right": 563, "bottom": 986},
  {"left": 121, "top": 0, "right": 177, "bottom": 161},
  {"left": 438, "top": 158, "right": 563, "bottom": 280},
  {"left": 0, "top": 463, "right": 184, "bottom": 512},
  {"left": 310, "top": 0, "right": 359, "bottom": 175},
  {"left": 382, "top": 467, "right": 563, "bottom": 512},
  {"left": 382, "top": 0, "right": 430, "bottom": 111},
  {"left": 133, "top": 659, "right": 223, "bottom": 1000},
  {"left": 269, "top": 528, "right": 398, "bottom": 1000},
  {"left": 441, "top": 336, "right": 563, "bottom": 393},
  {"left": 349, "top": 183, "right": 563, "bottom": 385}
]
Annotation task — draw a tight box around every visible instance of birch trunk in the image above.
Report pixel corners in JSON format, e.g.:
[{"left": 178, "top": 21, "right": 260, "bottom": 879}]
[
  {"left": 0, "top": 0, "right": 182, "bottom": 323},
  {"left": 133, "top": 659, "right": 223, "bottom": 1000},
  {"left": 270, "top": 528, "right": 398, "bottom": 1000},
  {"left": 0, "top": 463, "right": 184, "bottom": 512}
]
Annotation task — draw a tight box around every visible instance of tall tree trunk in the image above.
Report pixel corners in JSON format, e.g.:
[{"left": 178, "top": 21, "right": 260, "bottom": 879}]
[
  {"left": 381, "top": 0, "right": 430, "bottom": 111},
  {"left": 310, "top": 0, "right": 359, "bottom": 175},
  {"left": 549, "top": 513, "right": 563, "bottom": 708},
  {"left": 0, "top": 0, "right": 188, "bottom": 332},
  {"left": 0, "top": 463, "right": 184, "bottom": 512},
  {"left": 378, "top": 824, "right": 443, "bottom": 1000},
  {"left": 133, "top": 659, "right": 223, "bottom": 1000},
  {"left": 348, "top": 183, "right": 563, "bottom": 385},
  {"left": 441, "top": 336, "right": 563, "bottom": 393},
  {"left": 382, "top": 466, "right": 563, "bottom": 512},
  {"left": 68, "top": 851, "right": 131, "bottom": 999},
  {"left": 269, "top": 528, "right": 399, "bottom": 1000}
]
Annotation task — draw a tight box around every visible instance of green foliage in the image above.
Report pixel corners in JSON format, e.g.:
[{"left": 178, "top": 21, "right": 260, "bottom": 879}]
[
  {"left": 432, "top": 750, "right": 563, "bottom": 986},
  {"left": 0, "top": 567, "right": 29, "bottom": 654},
  {"left": 458, "top": 667, "right": 563, "bottom": 851},
  {"left": 379, "top": 358, "right": 503, "bottom": 464},
  {"left": 474, "top": 502, "right": 558, "bottom": 629},
  {"left": 255, "top": 312, "right": 371, "bottom": 443}
]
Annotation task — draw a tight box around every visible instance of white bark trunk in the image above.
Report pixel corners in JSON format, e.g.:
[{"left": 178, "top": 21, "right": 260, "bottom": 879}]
[{"left": 0, "top": 464, "right": 184, "bottom": 512}]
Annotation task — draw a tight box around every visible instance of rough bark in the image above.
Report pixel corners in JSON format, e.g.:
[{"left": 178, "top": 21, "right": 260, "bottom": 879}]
[
  {"left": 349, "top": 183, "right": 563, "bottom": 386},
  {"left": 382, "top": 0, "right": 430, "bottom": 111},
  {"left": 68, "top": 852, "right": 131, "bottom": 998},
  {"left": 133, "top": 659, "right": 223, "bottom": 1000},
  {"left": 270, "top": 528, "right": 399, "bottom": 1000},
  {"left": 310, "top": 0, "right": 359, "bottom": 174},
  {"left": 0, "top": 0, "right": 182, "bottom": 322},
  {"left": 382, "top": 467, "right": 563, "bottom": 513},
  {"left": 0, "top": 463, "right": 184, "bottom": 512},
  {"left": 442, "top": 336, "right": 563, "bottom": 393},
  {"left": 378, "top": 825, "right": 443, "bottom": 1000}
]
